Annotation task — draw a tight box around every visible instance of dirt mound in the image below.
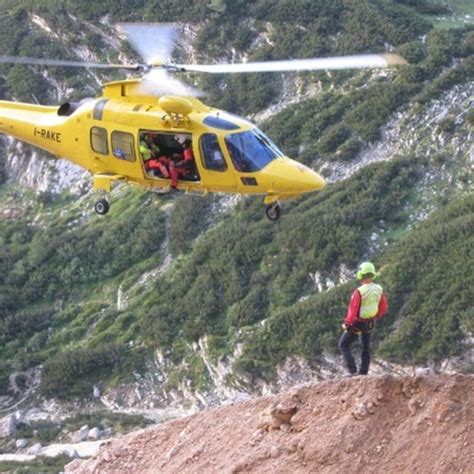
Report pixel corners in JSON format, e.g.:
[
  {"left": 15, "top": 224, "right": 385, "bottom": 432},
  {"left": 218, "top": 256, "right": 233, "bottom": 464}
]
[{"left": 65, "top": 374, "right": 473, "bottom": 473}]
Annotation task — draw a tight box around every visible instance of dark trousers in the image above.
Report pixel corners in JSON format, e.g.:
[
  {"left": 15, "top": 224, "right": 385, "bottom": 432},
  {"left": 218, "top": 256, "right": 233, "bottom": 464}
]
[{"left": 338, "top": 329, "right": 371, "bottom": 375}]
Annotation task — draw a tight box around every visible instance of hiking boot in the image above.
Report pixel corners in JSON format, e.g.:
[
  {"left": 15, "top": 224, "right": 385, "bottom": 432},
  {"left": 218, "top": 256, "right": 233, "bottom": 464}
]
[{"left": 342, "top": 373, "right": 355, "bottom": 378}]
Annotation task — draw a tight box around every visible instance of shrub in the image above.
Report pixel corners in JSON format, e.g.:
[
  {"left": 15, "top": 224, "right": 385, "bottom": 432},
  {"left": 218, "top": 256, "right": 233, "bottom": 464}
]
[
  {"left": 397, "top": 41, "right": 426, "bottom": 64},
  {"left": 336, "top": 137, "right": 362, "bottom": 161},
  {"left": 318, "top": 124, "right": 351, "bottom": 154},
  {"left": 437, "top": 117, "right": 456, "bottom": 134},
  {"left": 40, "top": 344, "right": 124, "bottom": 399}
]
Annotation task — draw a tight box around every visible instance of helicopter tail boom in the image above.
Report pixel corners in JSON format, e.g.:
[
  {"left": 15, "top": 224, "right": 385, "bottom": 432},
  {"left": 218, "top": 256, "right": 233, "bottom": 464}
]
[{"left": 0, "top": 100, "right": 67, "bottom": 156}]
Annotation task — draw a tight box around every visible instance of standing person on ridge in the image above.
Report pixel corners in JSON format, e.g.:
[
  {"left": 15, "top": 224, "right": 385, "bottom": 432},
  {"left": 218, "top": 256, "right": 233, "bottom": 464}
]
[{"left": 338, "top": 262, "right": 388, "bottom": 376}]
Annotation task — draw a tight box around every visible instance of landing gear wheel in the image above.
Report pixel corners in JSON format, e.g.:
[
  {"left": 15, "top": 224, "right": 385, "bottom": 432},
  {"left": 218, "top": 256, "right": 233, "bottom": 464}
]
[
  {"left": 94, "top": 198, "right": 110, "bottom": 215},
  {"left": 266, "top": 202, "right": 281, "bottom": 221}
]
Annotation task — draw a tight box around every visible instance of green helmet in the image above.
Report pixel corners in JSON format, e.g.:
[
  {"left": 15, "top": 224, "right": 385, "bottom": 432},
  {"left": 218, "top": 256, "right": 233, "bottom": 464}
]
[{"left": 357, "top": 261, "right": 377, "bottom": 280}]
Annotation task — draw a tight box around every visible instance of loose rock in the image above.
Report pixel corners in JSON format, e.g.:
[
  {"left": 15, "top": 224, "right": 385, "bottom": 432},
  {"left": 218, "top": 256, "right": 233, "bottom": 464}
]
[
  {"left": 27, "top": 442, "right": 42, "bottom": 455},
  {"left": 88, "top": 427, "right": 102, "bottom": 440},
  {"left": 15, "top": 438, "right": 29, "bottom": 449},
  {"left": 0, "top": 414, "right": 17, "bottom": 439}
]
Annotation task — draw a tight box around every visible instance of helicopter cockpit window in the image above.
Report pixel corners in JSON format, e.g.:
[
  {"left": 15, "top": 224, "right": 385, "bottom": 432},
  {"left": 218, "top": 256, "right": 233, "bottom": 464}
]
[
  {"left": 90, "top": 126, "right": 108, "bottom": 155},
  {"left": 200, "top": 133, "right": 227, "bottom": 171},
  {"left": 111, "top": 131, "right": 135, "bottom": 162},
  {"left": 225, "top": 129, "right": 283, "bottom": 172}
]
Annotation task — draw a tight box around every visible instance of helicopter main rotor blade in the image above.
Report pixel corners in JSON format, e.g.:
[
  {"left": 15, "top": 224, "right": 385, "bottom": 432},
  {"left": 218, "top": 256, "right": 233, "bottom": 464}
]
[
  {"left": 118, "top": 23, "right": 177, "bottom": 64},
  {"left": 174, "top": 54, "right": 407, "bottom": 74},
  {"left": 0, "top": 55, "right": 141, "bottom": 70}
]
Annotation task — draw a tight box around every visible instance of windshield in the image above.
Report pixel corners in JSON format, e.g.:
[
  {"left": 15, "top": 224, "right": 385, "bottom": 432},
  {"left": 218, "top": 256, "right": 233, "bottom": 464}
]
[{"left": 225, "top": 129, "right": 283, "bottom": 172}]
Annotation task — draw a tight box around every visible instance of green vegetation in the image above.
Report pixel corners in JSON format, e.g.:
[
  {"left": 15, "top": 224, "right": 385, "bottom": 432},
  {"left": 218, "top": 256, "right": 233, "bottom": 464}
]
[
  {"left": 197, "top": 0, "right": 435, "bottom": 114},
  {"left": 437, "top": 116, "right": 456, "bottom": 133},
  {"left": 13, "top": 411, "right": 152, "bottom": 446},
  {"left": 0, "top": 455, "right": 70, "bottom": 473},
  {"left": 41, "top": 343, "right": 125, "bottom": 398},
  {"left": 425, "top": 0, "right": 474, "bottom": 29},
  {"left": 0, "top": 360, "right": 10, "bottom": 396},
  {"left": 263, "top": 26, "right": 473, "bottom": 162},
  {"left": 0, "top": 189, "right": 166, "bottom": 395},
  {"left": 62, "top": 411, "right": 153, "bottom": 432},
  {"left": 238, "top": 194, "right": 474, "bottom": 377},
  {"left": 377, "top": 197, "right": 474, "bottom": 363},
  {"left": 15, "top": 420, "right": 61, "bottom": 444},
  {"left": 169, "top": 194, "right": 214, "bottom": 256}
]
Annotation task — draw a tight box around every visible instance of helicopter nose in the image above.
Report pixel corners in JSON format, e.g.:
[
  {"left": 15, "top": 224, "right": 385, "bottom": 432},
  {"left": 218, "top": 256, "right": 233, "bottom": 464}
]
[{"left": 262, "top": 157, "right": 326, "bottom": 193}]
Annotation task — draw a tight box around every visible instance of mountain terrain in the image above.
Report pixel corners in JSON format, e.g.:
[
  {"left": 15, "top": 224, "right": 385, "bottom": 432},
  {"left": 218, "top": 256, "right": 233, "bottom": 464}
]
[{"left": 0, "top": 0, "right": 473, "bottom": 471}]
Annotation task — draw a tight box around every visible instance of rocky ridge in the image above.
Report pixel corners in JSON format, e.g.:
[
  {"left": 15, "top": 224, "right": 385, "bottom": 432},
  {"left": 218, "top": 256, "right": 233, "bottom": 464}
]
[{"left": 65, "top": 374, "right": 474, "bottom": 473}]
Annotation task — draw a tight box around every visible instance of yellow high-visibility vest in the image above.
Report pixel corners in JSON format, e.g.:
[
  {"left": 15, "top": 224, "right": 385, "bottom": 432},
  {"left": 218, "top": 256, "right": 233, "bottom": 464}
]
[
  {"left": 358, "top": 283, "right": 383, "bottom": 319},
  {"left": 140, "top": 142, "right": 152, "bottom": 161}
]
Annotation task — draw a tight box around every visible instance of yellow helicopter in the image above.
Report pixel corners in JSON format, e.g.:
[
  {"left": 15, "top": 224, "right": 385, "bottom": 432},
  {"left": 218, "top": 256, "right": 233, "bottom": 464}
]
[{"left": 0, "top": 24, "right": 406, "bottom": 220}]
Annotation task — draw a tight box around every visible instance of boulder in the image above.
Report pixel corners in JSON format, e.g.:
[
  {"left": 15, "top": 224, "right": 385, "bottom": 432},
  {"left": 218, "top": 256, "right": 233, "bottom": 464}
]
[
  {"left": 27, "top": 442, "right": 42, "bottom": 455},
  {"left": 0, "top": 414, "right": 17, "bottom": 438},
  {"left": 14, "top": 410, "right": 25, "bottom": 423},
  {"left": 71, "top": 424, "right": 89, "bottom": 443},
  {"left": 15, "top": 438, "right": 29, "bottom": 449},
  {"left": 101, "top": 427, "right": 113, "bottom": 438},
  {"left": 88, "top": 427, "right": 101, "bottom": 440},
  {"left": 258, "top": 403, "right": 298, "bottom": 432}
]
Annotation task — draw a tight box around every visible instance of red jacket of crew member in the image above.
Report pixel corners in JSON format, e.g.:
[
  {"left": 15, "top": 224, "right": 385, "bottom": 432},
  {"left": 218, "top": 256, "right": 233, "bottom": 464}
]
[
  {"left": 169, "top": 140, "right": 194, "bottom": 187},
  {"left": 182, "top": 146, "right": 193, "bottom": 162}
]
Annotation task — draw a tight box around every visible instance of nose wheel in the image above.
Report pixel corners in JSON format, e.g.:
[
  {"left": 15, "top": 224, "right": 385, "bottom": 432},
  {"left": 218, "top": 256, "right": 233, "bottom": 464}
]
[
  {"left": 265, "top": 202, "right": 281, "bottom": 221},
  {"left": 94, "top": 198, "right": 110, "bottom": 215}
]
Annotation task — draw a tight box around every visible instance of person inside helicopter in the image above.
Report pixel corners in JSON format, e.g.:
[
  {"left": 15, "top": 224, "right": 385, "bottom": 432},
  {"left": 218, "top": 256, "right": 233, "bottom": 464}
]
[
  {"left": 140, "top": 132, "right": 199, "bottom": 185},
  {"left": 139, "top": 133, "right": 153, "bottom": 163},
  {"left": 168, "top": 138, "right": 197, "bottom": 188},
  {"left": 140, "top": 132, "right": 170, "bottom": 178}
]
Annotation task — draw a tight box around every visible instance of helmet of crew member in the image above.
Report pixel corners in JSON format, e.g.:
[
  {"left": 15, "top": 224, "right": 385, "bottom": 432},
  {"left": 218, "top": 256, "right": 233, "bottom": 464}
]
[{"left": 356, "top": 261, "right": 377, "bottom": 280}]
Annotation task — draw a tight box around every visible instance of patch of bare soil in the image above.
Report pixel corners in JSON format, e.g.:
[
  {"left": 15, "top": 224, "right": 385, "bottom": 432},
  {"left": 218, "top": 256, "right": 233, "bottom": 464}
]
[{"left": 65, "top": 374, "right": 473, "bottom": 473}]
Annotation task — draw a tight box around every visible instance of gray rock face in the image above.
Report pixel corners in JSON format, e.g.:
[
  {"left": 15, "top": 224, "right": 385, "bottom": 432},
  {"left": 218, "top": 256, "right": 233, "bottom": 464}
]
[
  {"left": 0, "top": 414, "right": 17, "bottom": 438},
  {"left": 4, "top": 138, "right": 89, "bottom": 194}
]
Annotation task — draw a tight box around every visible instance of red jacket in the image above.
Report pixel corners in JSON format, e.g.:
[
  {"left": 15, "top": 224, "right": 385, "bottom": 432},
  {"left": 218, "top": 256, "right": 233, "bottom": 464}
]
[
  {"left": 183, "top": 148, "right": 193, "bottom": 162},
  {"left": 175, "top": 148, "right": 194, "bottom": 168},
  {"left": 344, "top": 288, "right": 388, "bottom": 326}
]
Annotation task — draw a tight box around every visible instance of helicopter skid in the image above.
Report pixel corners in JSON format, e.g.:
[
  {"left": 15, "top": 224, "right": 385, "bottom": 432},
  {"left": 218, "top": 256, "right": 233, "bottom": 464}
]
[
  {"left": 93, "top": 173, "right": 125, "bottom": 193},
  {"left": 264, "top": 193, "right": 300, "bottom": 205}
]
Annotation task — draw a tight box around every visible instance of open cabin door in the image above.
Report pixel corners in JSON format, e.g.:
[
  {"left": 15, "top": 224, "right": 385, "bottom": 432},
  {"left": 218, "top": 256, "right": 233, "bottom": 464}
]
[{"left": 139, "top": 130, "right": 200, "bottom": 185}]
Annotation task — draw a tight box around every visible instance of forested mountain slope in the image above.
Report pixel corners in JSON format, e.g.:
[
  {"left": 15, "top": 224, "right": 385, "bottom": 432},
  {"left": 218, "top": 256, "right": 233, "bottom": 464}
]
[{"left": 0, "top": 0, "right": 473, "bottom": 414}]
